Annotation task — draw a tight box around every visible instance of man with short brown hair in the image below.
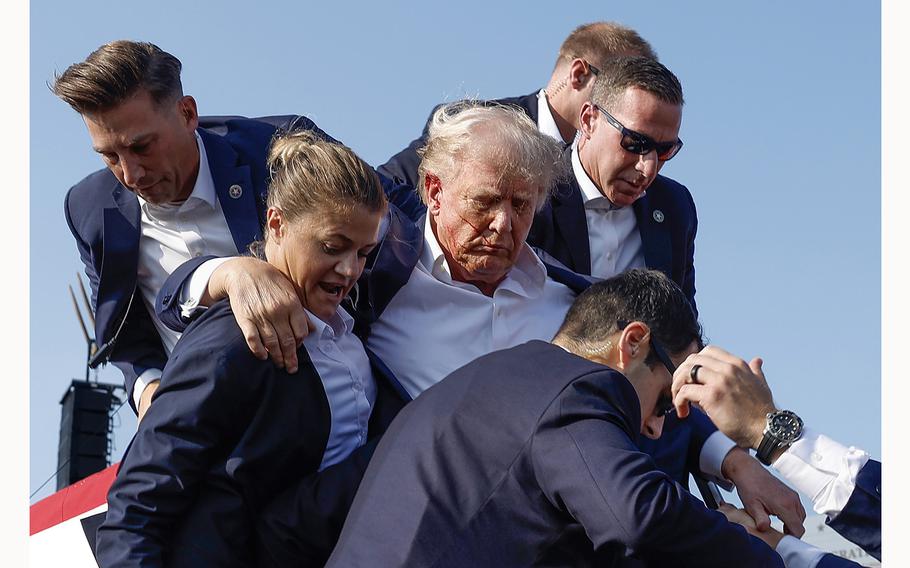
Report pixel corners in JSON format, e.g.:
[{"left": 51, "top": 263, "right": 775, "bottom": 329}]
[{"left": 56, "top": 40, "right": 332, "bottom": 420}]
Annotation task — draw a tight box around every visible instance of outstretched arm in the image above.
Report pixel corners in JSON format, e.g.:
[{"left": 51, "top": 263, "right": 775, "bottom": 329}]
[{"left": 156, "top": 255, "right": 311, "bottom": 373}]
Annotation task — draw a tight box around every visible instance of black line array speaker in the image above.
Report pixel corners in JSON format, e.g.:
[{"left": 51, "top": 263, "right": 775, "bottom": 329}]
[{"left": 56, "top": 380, "right": 120, "bottom": 490}]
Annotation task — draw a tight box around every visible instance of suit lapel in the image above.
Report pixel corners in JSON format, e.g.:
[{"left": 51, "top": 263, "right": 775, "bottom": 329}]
[
  {"left": 551, "top": 175, "right": 592, "bottom": 274},
  {"left": 365, "top": 206, "right": 423, "bottom": 318},
  {"left": 200, "top": 129, "right": 263, "bottom": 253},
  {"left": 634, "top": 192, "right": 672, "bottom": 274},
  {"left": 96, "top": 186, "right": 140, "bottom": 342},
  {"left": 517, "top": 92, "right": 539, "bottom": 123}
]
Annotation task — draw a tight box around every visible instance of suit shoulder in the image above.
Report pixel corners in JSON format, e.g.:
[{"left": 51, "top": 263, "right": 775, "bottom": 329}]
[
  {"left": 174, "top": 301, "right": 259, "bottom": 368},
  {"left": 65, "top": 169, "right": 121, "bottom": 236},
  {"left": 650, "top": 174, "right": 696, "bottom": 212},
  {"left": 67, "top": 168, "right": 120, "bottom": 203}
]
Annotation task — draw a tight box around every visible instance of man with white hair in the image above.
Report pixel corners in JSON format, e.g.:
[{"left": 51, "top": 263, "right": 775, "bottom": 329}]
[
  {"left": 158, "top": 102, "right": 586, "bottom": 396},
  {"left": 157, "top": 103, "right": 803, "bottom": 564}
]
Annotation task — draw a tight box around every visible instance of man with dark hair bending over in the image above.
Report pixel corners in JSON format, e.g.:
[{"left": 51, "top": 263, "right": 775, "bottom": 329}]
[
  {"left": 326, "top": 270, "right": 775, "bottom": 567},
  {"left": 327, "top": 269, "right": 862, "bottom": 568}
]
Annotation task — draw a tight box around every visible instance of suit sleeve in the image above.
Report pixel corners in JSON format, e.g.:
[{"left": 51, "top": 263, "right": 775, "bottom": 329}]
[
  {"left": 816, "top": 554, "right": 866, "bottom": 568},
  {"left": 154, "top": 254, "right": 219, "bottom": 333},
  {"left": 64, "top": 186, "right": 167, "bottom": 413},
  {"left": 376, "top": 104, "right": 436, "bottom": 190},
  {"left": 255, "top": 438, "right": 381, "bottom": 568},
  {"left": 94, "top": 334, "right": 261, "bottom": 568},
  {"left": 681, "top": 183, "right": 698, "bottom": 317},
  {"left": 826, "top": 460, "right": 881, "bottom": 560},
  {"left": 531, "top": 375, "right": 782, "bottom": 567}
]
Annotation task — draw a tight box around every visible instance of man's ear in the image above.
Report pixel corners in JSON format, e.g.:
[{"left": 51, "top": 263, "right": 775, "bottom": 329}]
[
  {"left": 568, "top": 58, "right": 595, "bottom": 91},
  {"left": 424, "top": 173, "right": 443, "bottom": 216},
  {"left": 618, "top": 321, "right": 650, "bottom": 367},
  {"left": 177, "top": 95, "right": 199, "bottom": 131},
  {"left": 265, "top": 206, "right": 285, "bottom": 242},
  {"left": 579, "top": 102, "right": 599, "bottom": 137}
]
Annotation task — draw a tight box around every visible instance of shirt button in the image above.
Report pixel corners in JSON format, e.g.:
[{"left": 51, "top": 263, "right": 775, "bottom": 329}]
[
  {"left": 194, "top": 252, "right": 202, "bottom": 258},
  {"left": 811, "top": 452, "right": 823, "bottom": 462}
]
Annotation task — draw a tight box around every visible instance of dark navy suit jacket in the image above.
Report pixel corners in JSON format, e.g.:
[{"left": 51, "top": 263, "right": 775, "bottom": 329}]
[
  {"left": 94, "top": 301, "right": 406, "bottom": 568},
  {"left": 327, "top": 340, "right": 782, "bottom": 568},
  {"left": 826, "top": 459, "right": 881, "bottom": 560},
  {"left": 527, "top": 151, "right": 699, "bottom": 315},
  {"left": 63, "top": 114, "right": 333, "bottom": 412}
]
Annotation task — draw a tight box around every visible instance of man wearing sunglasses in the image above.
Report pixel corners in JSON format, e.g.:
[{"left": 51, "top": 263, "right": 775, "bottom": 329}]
[
  {"left": 326, "top": 270, "right": 788, "bottom": 567},
  {"left": 527, "top": 55, "right": 697, "bottom": 313},
  {"left": 529, "top": 54, "right": 814, "bottom": 541},
  {"left": 377, "top": 21, "right": 657, "bottom": 220}
]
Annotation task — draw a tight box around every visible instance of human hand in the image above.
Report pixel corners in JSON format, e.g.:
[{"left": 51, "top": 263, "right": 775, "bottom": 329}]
[
  {"left": 722, "top": 447, "right": 806, "bottom": 537},
  {"left": 718, "top": 503, "right": 785, "bottom": 549},
  {"left": 137, "top": 380, "right": 160, "bottom": 423},
  {"left": 672, "top": 345, "right": 776, "bottom": 449},
  {"left": 209, "top": 257, "right": 313, "bottom": 373}
]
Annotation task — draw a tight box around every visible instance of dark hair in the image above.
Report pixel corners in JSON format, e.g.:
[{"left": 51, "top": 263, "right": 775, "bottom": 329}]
[
  {"left": 555, "top": 269, "right": 702, "bottom": 363},
  {"left": 52, "top": 40, "right": 183, "bottom": 114},
  {"left": 592, "top": 55, "right": 684, "bottom": 111}
]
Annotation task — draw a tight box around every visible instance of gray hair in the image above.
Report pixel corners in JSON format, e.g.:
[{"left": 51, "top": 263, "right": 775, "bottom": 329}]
[
  {"left": 416, "top": 101, "right": 566, "bottom": 211},
  {"left": 592, "top": 56, "right": 684, "bottom": 112}
]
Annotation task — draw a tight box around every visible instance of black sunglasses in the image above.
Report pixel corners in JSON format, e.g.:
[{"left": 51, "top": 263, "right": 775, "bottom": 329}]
[
  {"left": 595, "top": 105, "right": 684, "bottom": 162},
  {"left": 648, "top": 337, "right": 678, "bottom": 417}
]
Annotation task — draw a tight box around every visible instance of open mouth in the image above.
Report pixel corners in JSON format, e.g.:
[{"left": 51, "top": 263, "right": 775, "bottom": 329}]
[{"left": 319, "top": 282, "right": 346, "bottom": 298}]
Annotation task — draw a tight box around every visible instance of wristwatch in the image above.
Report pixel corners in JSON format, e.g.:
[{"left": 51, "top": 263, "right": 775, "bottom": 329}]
[{"left": 756, "top": 410, "right": 804, "bottom": 465}]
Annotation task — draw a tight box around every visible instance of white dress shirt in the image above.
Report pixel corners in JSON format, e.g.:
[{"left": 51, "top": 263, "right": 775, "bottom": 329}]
[
  {"left": 303, "top": 307, "right": 377, "bottom": 471},
  {"left": 366, "top": 216, "right": 577, "bottom": 398},
  {"left": 774, "top": 427, "right": 872, "bottom": 518},
  {"left": 536, "top": 89, "right": 565, "bottom": 142},
  {"left": 132, "top": 133, "right": 238, "bottom": 407},
  {"left": 759, "top": 429, "right": 873, "bottom": 568},
  {"left": 571, "top": 144, "right": 647, "bottom": 279}
]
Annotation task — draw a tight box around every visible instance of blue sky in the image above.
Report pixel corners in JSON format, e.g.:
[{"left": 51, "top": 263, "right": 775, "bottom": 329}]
[{"left": 29, "top": 0, "right": 880, "bottom": 510}]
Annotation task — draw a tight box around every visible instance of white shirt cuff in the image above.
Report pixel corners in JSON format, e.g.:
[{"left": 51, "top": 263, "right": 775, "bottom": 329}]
[
  {"left": 699, "top": 431, "right": 738, "bottom": 490},
  {"left": 776, "top": 534, "right": 826, "bottom": 568},
  {"left": 132, "top": 368, "right": 163, "bottom": 410},
  {"left": 178, "top": 257, "right": 233, "bottom": 320},
  {"left": 773, "top": 426, "right": 870, "bottom": 518}
]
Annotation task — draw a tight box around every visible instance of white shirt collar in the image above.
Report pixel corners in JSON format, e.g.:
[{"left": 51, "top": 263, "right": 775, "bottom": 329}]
[
  {"left": 419, "top": 214, "right": 547, "bottom": 298},
  {"left": 572, "top": 142, "right": 623, "bottom": 211},
  {"left": 304, "top": 306, "right": 355, "bottom": 342},
  {"left": 536, "top": 89, "right": 566, "bottom": 143},
  {"left": 138, "top": 132, "right": 217, "bottom": 214}
]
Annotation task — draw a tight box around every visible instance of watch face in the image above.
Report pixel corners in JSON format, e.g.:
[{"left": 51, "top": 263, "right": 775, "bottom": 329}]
[{"left": 769, "top": 411, "right": 803, "bottom": 443}]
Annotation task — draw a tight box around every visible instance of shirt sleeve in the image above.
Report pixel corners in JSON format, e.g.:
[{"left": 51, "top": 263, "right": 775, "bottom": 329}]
[
  {"left": 698, "top": 431, "right": 738, "bottom": 490},
  {"left": 177, "top": 257, "right": 233, "bottom": 319},
  {"left": 776, "top": 535, "right": 826, "bottom": 568},
  {"left": 773, "top": 427, "right": 871, "bottom": 518},
  {"left": 132, "top": 368, "right": 163, "bottom": 410}
]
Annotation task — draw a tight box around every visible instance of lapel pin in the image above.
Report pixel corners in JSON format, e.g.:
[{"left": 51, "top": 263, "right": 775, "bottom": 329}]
[
  {"left": 652, "top": 209, "right": 665, "bottom": 223},
  {"left": 229, "top": 184, "right": 243, "bottom": 199}
]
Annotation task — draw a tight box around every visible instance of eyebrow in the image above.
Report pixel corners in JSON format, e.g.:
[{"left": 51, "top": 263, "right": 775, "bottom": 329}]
[{"left": 92, "top": 133, "right": 155, "bottom": 154}]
